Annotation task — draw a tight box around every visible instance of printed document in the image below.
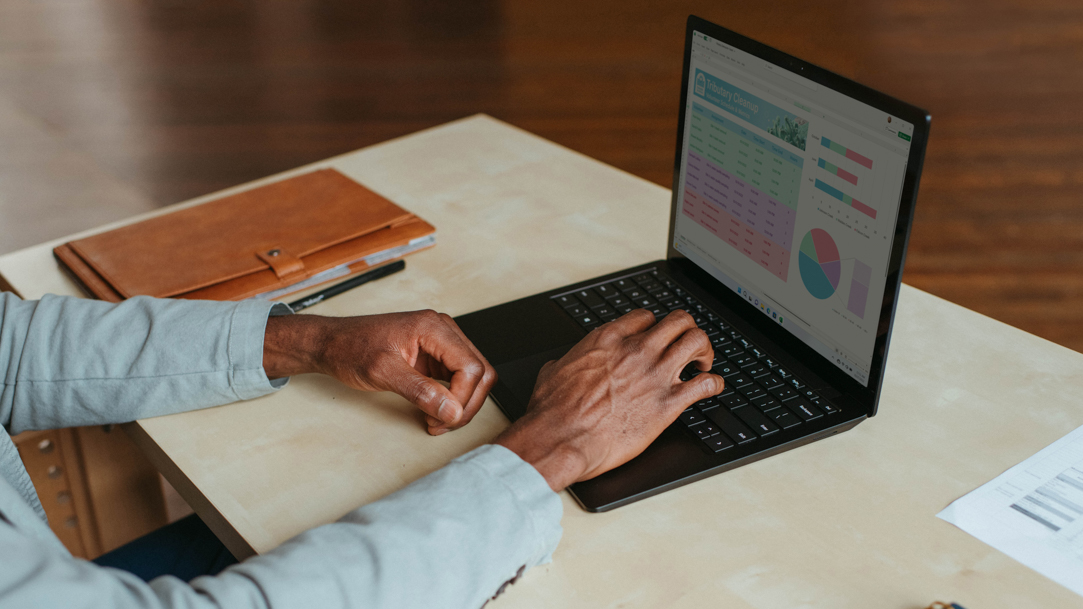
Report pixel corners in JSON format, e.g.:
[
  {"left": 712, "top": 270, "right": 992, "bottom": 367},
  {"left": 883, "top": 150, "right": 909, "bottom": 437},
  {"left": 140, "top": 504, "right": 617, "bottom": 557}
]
[{"left": 938, "top": 423, "right": 1083, "bottom": 596}]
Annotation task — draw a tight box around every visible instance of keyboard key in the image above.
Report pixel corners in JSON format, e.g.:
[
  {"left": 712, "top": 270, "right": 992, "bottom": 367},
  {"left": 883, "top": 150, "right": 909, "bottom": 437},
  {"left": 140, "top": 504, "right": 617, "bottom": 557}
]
[
  {"left": 733, "top": 406, "right": 779, "bottom": 437},
  {"left": 787, "top": 399, "right": 823, "bottom": 421},
  {"left": 800, "top": 388, "right": 818, "bottom": 400},
  {"left": 640, "top": 282, "right": 663, "bottom": 294},
  {"left": 633, "top": 297, "right": 657, "bottom": 308},
  {"left": 594, "top": 284, "right": 619, "bottom": 298},
  {"left": 728, "top": 373, "right": 754, "bottom": 389},
  {"left": 763, "top": 358, "right": 779, "bottom": 369},
  {"left": 710, "top": 335, "right": 730, "bottom": 349},
  {"left": 811, "top": 397, "right": 839, "bottom": 415},
  {"left": 600, "top": 313, "right": 617, "bottom": 323},
  {"left": 750, "top": 347, "right": 767, "bottom": 359},
  {"left": 729, "top": 353, "right": 756, "bottom": 367},
  {"left": 769, "top": 386, "right": 798, "bottom": 401},
  {"left": 666, "top": 300, "right": 686, "bottom": 311},
  {"left": 696, "top": 397, "right": 719, "bottom": 411},
  {"left": 738, "top": 338, "right": 754, "bottom": 350},
  {"left": 632, "top": 273, "right": 654, "bottom": 284},
  {"left": 703, "top": 434, "right": 735, "bottom": 453},
  {"left": 593, "top": 305, "right": 615, "bottom": 317},
  {"left": 649, "top": 306, "right": 667, "bottom": 318},
  {"left": 653, "top": 289, "right": 673, "bottom": 300},
  {"left": 554, "top": 294, "right": 579, "bottom": 308},
  {"left": 742, "top": 364, "right": 769, "bottom": 378},
  {"left": 719, "top": 393, "right": 748, "bottom": 409},
  {"left": 776, "top": 368, "right": 792, "bottom": 379},
  {"left": 760, "top": 374, "right": 784, "bottom": 389},
  {"left": 751, "top": 395, "right": 782, "bottom": 412},
  {"left": 705, "top": 409, "right": 756, "bottom": 444},
  {"left": 703, "top": 325, "right": 720, "bottom": 338},
  {"left": 712, "top": 362, "right": 741, "bottom": 377},
  {"left": 616, "top": 304, "right": 634, "bottom": 314},
  {"left": 679, "top": 410, "right": 706, "bottom": 426},
  {"left": 623, "top": 287, "right": 646, "bottom": 299},
  {"left": 738, "top": 385, "right": 766, "bottom": 400},
  {"left": 693, "top": 423, "right": 720, "bottom": 439},
  {"left": 574, "top": 314, "right": 600, "bottom": 327},
  {"left": 608, "top": 294, "right": 629, "bottom": 307},
  {"left": 575, "top": 289, "right": 606, "bottom": 309},
  {"left": 613, "top": 278, "right": 635, "bottom": 291},
  {"left": 768, "top": 408, "right": 801, "bottom": 429},
  {"left": 788, "top": 378, "right": 806, "bottom": 390},
  {"left": 567, "top": 305, "right": 589, "bottom": 317},
  {"left": 719, "top": 345, "right": 743, "bottom": 357}
]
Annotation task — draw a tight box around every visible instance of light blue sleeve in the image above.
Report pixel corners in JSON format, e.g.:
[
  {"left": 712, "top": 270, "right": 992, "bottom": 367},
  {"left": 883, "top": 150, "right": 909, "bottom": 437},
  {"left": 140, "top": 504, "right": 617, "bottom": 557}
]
[
  {"left": 0, "top": 444, "right": 563, "bottom": 609},
  {"left": 0, "top": 292, "right": 282, "bottom": 434}
]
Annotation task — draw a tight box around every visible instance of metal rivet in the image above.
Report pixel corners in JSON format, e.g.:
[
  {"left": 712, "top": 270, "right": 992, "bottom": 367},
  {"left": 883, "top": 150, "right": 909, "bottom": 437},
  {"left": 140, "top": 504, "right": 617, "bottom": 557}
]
[
  {"left": 267, "top": 249, "right": 281, "bottom": 257},
  {"left": 56, "top": 491, "right": 71, "bottom": 505},
  {"left": 64, "top": 517, "right": 77, "bottom": 529},
  {"left": 37, "top": 439, "right": 54, "bottom": 454},
  {"left": 47, "top": 465, "right": 62, "bottom": 479}
]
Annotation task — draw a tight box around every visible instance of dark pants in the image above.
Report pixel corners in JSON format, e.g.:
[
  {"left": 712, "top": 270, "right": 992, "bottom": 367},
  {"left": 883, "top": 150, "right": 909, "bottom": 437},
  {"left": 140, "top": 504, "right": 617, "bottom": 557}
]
[{"left": 92, "top": 514, "right": 238, "bottom": 582}]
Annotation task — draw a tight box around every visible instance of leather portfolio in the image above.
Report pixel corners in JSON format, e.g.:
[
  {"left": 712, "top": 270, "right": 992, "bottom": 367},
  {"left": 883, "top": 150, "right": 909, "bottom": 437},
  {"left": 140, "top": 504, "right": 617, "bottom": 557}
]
[{"left": 53, "top": 169, "right": 435, "bottom": 302}]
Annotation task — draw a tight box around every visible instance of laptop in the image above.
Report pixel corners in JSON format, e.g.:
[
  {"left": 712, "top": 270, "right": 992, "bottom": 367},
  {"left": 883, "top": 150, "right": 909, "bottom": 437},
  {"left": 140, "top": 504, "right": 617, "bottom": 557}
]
[{"left": 455, "top": 15, "right": 930, "bottom": 512}]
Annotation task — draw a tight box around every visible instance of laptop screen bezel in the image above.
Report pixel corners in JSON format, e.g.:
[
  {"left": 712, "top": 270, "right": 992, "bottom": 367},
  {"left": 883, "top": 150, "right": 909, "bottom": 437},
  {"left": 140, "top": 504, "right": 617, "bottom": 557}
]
[{"left": 666, "top": 15, "right": 931, "bottom": 417}]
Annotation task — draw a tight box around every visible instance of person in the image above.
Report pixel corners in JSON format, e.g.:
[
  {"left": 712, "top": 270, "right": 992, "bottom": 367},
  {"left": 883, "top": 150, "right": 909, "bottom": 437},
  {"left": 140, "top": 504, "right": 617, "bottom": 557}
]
[{"left": 0, "top": 291, "right": 722, "bottom": 608}]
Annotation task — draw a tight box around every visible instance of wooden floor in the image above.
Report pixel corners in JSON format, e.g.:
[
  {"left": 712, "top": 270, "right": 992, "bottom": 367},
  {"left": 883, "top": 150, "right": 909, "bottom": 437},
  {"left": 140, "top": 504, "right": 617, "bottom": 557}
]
[{"left": 1, "top": 0, "right": 1082, "bottom": 353}]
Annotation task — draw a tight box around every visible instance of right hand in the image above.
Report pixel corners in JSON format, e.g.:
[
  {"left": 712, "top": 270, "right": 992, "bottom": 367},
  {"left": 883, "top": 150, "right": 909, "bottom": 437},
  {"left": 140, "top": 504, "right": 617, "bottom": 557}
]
[{"left": 494, "top": 309, "right": 724, "bottom": 492}]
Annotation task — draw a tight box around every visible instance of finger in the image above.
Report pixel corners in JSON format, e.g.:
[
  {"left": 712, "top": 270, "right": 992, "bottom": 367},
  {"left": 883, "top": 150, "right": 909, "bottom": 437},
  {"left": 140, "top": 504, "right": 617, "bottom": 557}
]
[
  {"left": 667, "top": 373, "right": 725, "bottom": 413},
  {"left": 381, "top": 358, "right": 465, "bottom": 426},
  {"left": 435, "top": 313, "right": 497, "bottom": 427},
  {"left": 660, "top": 326, "right": 715, "bottom": 376},
  {"left": 640, "top": 309, "right": 700, "bottom": 351},
  {"left": 600, "top": 308, "right": 657, "bottom": 337},
  {"left": 413, "top": 313, "right": 491, "bottom": 425},
  {"left": 425, "top": 415, "right": 450, "bottom": 436}
]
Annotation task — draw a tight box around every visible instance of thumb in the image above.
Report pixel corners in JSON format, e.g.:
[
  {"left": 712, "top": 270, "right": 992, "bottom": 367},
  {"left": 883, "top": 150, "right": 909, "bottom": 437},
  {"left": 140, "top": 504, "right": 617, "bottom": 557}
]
[{"left": 382, "top": 360, "right": 464, "bottom": 426}]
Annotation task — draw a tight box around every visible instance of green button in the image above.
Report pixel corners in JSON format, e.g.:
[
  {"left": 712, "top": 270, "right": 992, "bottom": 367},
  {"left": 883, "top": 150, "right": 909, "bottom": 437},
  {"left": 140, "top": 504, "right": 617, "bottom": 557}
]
[{"left": 898, "top": 131, "right": 912, "bottom": 141}]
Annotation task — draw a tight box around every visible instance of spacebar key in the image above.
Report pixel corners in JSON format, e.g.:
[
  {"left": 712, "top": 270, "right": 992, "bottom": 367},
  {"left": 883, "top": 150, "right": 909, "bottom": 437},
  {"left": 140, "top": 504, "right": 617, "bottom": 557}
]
[{"left": 705, "top": 408, "right": 756, "bottom": 444}]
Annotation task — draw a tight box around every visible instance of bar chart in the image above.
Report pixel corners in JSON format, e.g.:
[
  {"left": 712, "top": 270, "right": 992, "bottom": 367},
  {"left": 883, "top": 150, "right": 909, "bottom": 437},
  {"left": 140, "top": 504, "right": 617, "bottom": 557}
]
[
  {"left": 848, "top": 260, "right": 871, "bottom": 318},
  {"left": 815, "top": 136, "right": 879, "bottom": 220},
  {"left": 821, "top": 137, "right": 873, "bottom": 169},
  {"left": 814, "top": 179, "right": 878, "bottom": 219}
]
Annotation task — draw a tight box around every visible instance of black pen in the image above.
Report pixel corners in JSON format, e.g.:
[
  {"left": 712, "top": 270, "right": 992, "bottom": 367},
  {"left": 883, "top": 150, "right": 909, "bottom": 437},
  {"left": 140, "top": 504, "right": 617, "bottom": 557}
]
[{"left": 287, "top": 259, "right": 406, "bottom": 312}]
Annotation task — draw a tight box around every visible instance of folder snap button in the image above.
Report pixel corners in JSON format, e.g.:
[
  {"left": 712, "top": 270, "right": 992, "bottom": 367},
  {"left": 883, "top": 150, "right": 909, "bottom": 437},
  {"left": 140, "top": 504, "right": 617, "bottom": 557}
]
[{"left": 267, "top": 249, "right": 281, "bottom": 257}]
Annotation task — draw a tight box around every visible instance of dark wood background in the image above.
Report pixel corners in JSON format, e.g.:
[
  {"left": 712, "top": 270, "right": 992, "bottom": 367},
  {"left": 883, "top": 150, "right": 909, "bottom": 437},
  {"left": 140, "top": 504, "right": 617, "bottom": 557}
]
[{"left": 1, "top": 0, "right": 1081, "bottom": 353}]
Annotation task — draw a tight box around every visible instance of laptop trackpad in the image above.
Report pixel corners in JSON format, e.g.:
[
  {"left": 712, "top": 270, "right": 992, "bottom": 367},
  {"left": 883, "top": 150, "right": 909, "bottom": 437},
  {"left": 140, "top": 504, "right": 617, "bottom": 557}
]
[{"left": 492, "top": 344, "right": 576, "bottom": 421}]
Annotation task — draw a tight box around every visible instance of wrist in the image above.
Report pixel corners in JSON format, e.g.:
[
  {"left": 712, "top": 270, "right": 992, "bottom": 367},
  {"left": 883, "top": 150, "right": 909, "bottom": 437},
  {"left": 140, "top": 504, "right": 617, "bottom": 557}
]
[
  {"left": 495, "top": 421, "right": 587, "bottom": 492},
  {"left": 263, "top": 314, "right": 331, "bottom": 379}
]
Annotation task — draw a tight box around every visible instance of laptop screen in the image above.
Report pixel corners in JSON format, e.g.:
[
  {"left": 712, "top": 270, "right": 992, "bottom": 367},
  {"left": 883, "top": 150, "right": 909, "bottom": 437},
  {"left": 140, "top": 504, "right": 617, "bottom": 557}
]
[{"left": 671, "top": 30, "right": 915, "bottom": 387}]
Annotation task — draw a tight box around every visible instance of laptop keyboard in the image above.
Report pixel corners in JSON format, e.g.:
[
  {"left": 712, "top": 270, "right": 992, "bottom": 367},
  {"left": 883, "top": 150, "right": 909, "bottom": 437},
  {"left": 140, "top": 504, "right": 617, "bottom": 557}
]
[{"left": 551, "top": 269, "right": 840, "bottom": 455}]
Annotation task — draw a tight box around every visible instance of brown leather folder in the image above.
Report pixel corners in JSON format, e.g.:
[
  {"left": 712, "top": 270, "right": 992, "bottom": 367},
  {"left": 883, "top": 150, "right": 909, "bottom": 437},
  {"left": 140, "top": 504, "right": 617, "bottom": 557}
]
[{"left": 53, "top": 169, "right": 435, "bottom": 302}]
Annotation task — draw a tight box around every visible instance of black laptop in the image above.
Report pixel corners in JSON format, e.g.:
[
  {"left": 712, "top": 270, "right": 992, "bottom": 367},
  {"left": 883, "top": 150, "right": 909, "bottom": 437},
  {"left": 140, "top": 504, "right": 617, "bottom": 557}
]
[{"left": 456, "top": 15, "right": 930, "bottom": 512}]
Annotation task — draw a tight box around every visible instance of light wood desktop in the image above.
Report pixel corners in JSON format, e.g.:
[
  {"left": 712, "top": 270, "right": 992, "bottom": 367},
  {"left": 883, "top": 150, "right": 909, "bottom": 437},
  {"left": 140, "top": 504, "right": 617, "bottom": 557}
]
[{"left": 2, "top": 115, "right": 1080, "bottom": 608}]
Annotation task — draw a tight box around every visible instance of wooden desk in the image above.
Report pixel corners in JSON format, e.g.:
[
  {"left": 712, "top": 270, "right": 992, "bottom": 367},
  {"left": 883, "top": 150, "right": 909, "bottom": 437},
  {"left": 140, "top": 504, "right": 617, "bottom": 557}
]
[{"left": 2, "top": 115, "right": 1081, "bottom": 607}]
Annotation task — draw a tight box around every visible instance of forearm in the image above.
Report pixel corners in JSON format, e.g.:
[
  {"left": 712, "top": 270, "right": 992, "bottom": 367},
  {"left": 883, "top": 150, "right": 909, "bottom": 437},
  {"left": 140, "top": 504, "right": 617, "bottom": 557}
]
[
  {"left": 0, "top": 445, "right": 562, "bottom": 609},
  {"left": 0, "top": 293, "right": 281, "bottom": 434}
]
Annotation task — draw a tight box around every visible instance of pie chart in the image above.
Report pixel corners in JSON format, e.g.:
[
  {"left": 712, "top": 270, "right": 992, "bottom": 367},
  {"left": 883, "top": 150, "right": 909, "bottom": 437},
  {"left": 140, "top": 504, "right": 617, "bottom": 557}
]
[{"left": 798, "top": 229, "right": 841, "bottom": 299}]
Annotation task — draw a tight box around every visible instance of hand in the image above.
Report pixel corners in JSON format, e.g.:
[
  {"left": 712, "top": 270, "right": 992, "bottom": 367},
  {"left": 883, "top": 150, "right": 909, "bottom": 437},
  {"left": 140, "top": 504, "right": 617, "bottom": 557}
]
[
  {"left": 494, "top": 309, "right": 724, "bottom": 492},
  {"left": 263, "top": 310, "right": 497, "bottom": 435}
]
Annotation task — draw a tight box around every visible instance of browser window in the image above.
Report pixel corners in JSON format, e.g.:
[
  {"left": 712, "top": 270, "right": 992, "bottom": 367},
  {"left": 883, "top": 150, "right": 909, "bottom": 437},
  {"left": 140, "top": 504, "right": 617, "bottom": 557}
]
[{"left": 673, "top": 31, "right": 915, "bottom": 386}]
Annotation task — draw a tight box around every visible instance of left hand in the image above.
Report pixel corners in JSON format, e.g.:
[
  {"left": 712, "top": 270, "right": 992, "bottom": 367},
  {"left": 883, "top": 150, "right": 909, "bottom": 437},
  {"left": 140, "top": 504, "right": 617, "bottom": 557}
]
[{"left": 263, "top": 310, "right": 497, "bottom": 435}]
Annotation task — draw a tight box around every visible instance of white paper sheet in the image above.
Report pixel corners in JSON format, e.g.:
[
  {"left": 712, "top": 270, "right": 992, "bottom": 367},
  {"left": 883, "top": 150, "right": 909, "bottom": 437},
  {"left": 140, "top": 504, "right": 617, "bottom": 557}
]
[{"left": 938, "top": 423, "right": 1083, "bottom": 596}]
